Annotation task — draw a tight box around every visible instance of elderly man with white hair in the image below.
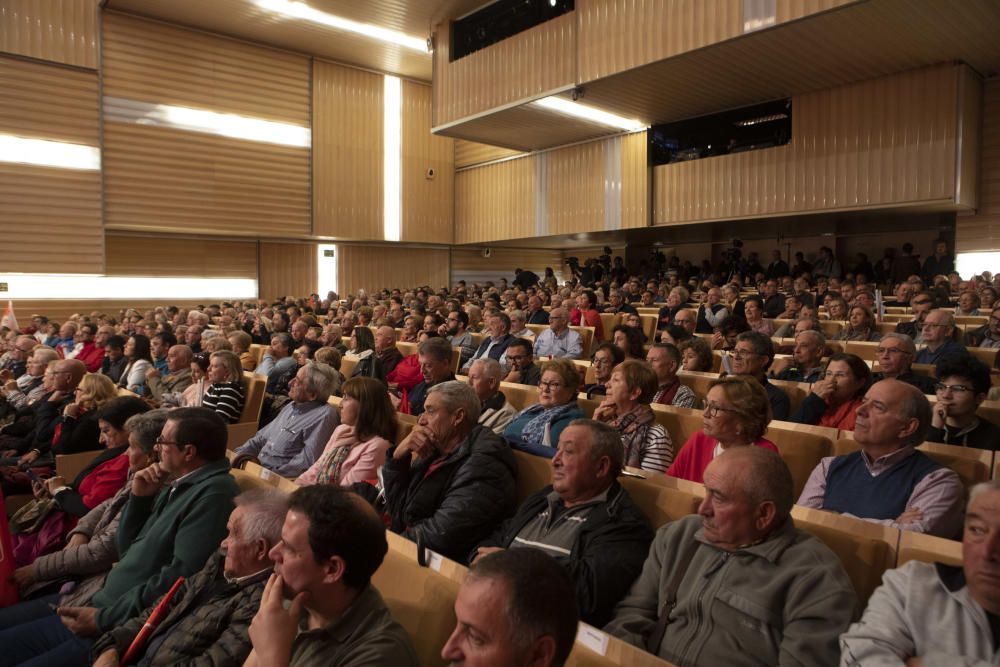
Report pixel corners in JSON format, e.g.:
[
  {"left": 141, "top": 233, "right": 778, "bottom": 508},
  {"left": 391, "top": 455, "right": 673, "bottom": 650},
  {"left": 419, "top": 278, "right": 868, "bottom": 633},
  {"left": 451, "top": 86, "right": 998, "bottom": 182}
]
[
  {"left": 468, "top": 358, "right": 517, "bottom": 434},
  {"left": 871, "top": 332, "right": 936, "bottom": 394},
  {"left": 533, "top": 308, "right": 582, "bottom": 359},
  {"left": 233, "top": 361, "right": 340, "bottom": 477}
]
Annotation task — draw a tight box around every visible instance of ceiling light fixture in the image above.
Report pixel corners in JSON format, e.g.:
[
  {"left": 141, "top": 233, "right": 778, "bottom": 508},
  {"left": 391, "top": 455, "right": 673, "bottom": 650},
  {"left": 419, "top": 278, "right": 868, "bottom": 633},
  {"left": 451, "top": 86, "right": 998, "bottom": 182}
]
[
  {"left": 735, "top": 113, "right": 788, "bottom": 127},
  {"left": 0, "top": 134, "right": 101, "bottom": 171},
  {"left": 531, "top": 96, "right": 646, "bottom": 132},
  {"left": 255, "top": 0, "right": 428, "bottom": 52}
]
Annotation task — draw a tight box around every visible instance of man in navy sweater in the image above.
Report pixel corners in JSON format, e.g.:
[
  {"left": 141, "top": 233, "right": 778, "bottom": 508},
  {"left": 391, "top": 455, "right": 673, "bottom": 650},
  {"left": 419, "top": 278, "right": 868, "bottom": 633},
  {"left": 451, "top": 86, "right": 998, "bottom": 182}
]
[{"left": 796, "top": 379, "right": 965, "bottom": 538}]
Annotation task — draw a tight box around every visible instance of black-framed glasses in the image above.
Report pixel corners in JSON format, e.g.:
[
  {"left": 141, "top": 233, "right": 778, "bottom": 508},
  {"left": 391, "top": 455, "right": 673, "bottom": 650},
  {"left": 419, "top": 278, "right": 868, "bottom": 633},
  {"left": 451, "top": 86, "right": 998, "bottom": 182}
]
[{"left": 155, "top": 436, "right": 185, "bottom": 448}]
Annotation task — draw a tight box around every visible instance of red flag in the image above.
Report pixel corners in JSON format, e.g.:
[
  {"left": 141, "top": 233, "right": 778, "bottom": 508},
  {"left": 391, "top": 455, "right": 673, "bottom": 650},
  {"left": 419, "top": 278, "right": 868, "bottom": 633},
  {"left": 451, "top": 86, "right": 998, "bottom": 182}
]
[
  {"left": 0, "top": 300, "right": 17, "bottom": 333},
  {"left": 121, "top": 575, "right": 186, "bottom": 664},
  {"left": 0, "top": 488, "right": 20, "bottom": 607}
]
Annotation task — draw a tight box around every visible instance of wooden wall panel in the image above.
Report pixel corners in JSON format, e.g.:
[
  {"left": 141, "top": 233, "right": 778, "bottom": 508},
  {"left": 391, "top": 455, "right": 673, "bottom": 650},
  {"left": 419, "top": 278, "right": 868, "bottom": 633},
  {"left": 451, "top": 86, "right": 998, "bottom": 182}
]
[
  {"left": 401, "top": 81, "right": 453, "bottom": 244},
  {"left": 12, "top": 299, "right": 211, "bottom": 323},
  {"left": 0, "top": 0, "right": 99, "bottom": 68},
  {"left": 337, "top": 245, "right": 450, "bottom": 295},
  {"left": 621, "top": 131, "right": 649, "bottom": 229},
  {"left": 546, "top": 140, "right": 607, "bottom": 236},
  {"left": 259, "top": 242, "right": 317, "bottom": 301},
  {"left": 957, "top": 77, "right": 1000, "bottom": 252},
  {"left": 102, "top": 12, "right": 311, "bottom": 237},
  {"left": 455, "top": 155, "right": 537, "bottom": 244},
  {"left": 105, "top": 235, "right": 258, "bottom": 278},
  {"left": 576, "top": 0, "right": 741, "bottom": 84},
  {"left": 450, "top": 247, "right": 562, "bottom": 287},
  {"left": 775, "top": 0, "right": 860, "bottom": 24},
  {"left": 432, "top": 12, "right": 576, "bottom": 127},
  {"left": 0, "top": 56, "right": 101, "bottom": 274},
  {"left": 455, "top": 140, "right": 523, "bottom": 169},
  {"left": 654, "top": 64, "right": 968, "bottom": 226},
  {"left": 313, "top": 60, "right": 383, "bottom": 240}
]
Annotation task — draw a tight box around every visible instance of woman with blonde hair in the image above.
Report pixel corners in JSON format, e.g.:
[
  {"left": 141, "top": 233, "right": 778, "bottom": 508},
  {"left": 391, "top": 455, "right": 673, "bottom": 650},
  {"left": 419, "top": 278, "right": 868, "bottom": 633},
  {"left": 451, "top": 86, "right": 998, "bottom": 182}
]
[
  {"left": 50, "top": 373, "right": 120, "bottom": 457},
  {"left": 296, "top": 376, "right": 395, "bottom": 487},
  {"left": 593, "top": 359, "right": 674, "bottom": 472},
  {"left": 201, "top": 350, "right": 245, "bottom": 423},
  {"left": 667, "top": 376, "right": 778, "bottom": 483}
]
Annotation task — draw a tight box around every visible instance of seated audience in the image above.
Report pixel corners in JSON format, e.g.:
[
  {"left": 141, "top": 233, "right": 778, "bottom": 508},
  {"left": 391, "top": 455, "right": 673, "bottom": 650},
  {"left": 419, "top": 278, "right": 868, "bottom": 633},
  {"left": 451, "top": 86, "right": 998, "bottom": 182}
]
[
  {"left": 406, "top": 336, "right": 456, "bottom": 417},
  {"left": 502, "top": 337, "right": 542, "bottom": 386},
  {"left": 228, "top": 330, "right": 255, "bottom": 371},
  {"left": 245, "top": 485, "right": 419, "bottom": 666},
  {"left": 669, "top": 308, "right": 697, "bottom": 339},
  {"left": 504, "top": 359, "right": 585, "bottom": 457},
  {"left": 509, "top": 310, "right": 534, "bottom": 341},
  {"left": 832, "top": 305, "right": 882, "bottom": 342},
  {"left": 710, "top": 315, "right": 750, "bottom": 351},
  {"left": 90, "top": 489, "right": 286, "bottom": 667},
  {"left": 471, "top": 419, "right": 652, "bottom": 625},
  {"left": 915, "top": 309, "right": 966, "bottom": 364},
  {"left": 611, "top": 324, "right": 644, "bottom": 360},
  {"left": 254, "top": 332, "right": 296, "bottom": 379},
  {"left": 791, "top": 353, "right": 871, "bottom": 430},
  {"left": 100, "top": 335, "right": 128, "bottom": 385},
  {"left": 1, "top": 410, "right": 166, "bottom": 637},
  {"left": 760, "top": 279, "right": 786, "bottom": 318},
  {"left": 742, "top": 295, "right": 774, "bottom": 336},
  {"left": 117, "top": 334, "right": 153, "bottom": 395},
  {"left": 382, "top": 381, "right": 517, "bottom": 562},
  {"left": 647, "top": 343, "right": 698, "bottom": 409},
  {"left": 656, "top": 287, "right": 689, "bottom": 334},
  {"left": 534, "top": 308, "right": 583, "bottom": 360},
  {"left": 593, "top": 360, "right": 674, "bottom": 472},
  {"left": 667, "top": 376, "right": 778, "bottom": 483},
  {"left": 955, "top": 289, "right": 981, "bottom": 316},
  {"left": 6, "top": 408, "right": 238, "bottom": 662},
  {"left": 201, "top": 350, "right": 246, "bottom": 424},
  {"left": 928, "top": 353, "right": 1000, "bottom": 450},
  {"left": 234, "top": 362, "right": 339, "bottom": 477},
  {"left": 772, "top": 330, "right": 826, "bottom": 383},
  {"left": 871, "top": 332, "right": 936, "bottom": 394},
  {"left": 468, "top": 358, "right": 518, "bottom": 435},
  {"left": 346, "top": 326, "right": 385, "bottom": 382},
  {"left": 46, "top": 372, "right": 119, "bottom": 458},
  {"left": 399, "top": 315, "right": 421, "bottom": 343},
  {"left": 603, "top": 288, "right": 637, "bottom": 316},
  {"left": 295, "top": 376, "right": 394, "bottom": 487},
  {"left": 967, "top": 304, "right": 1000, "bottom": 348},
  {"left": 727, "top": 331, "right": 790, "bottom": 420},
  {"left": 0, "top": 345, "right": 57, "bottom": 417},
  {"left": 570, "top": 290, "right": 604, "bottom": 342},
  {"left": 607, "top": 447, "right": 856, "bottom": 665},
  {"left": 585, "top": 342, "right": 625, "bottom": 398},
  {"left": 445, "top": 548, "right": 577, "bottom": 667},
  {"left": 798, "top": 379, "right": 964, "bottom": 537},
  {"left": 694, "top": 287, "right": 729, "bottom": 334},
  {"left": 374, "top": 324, "right": 404, "bottom": 376},
  {"left": 841, "top": 480, "right": 1000, "bottom": 665},
  {"left": 180, "top": 353, "right": 210, "bottom": 407},
  {"left": 678, "top": 337, "right": 714, "bottom": 372},
  {"left": 144, "top": 343, "right": 193, "bottom": 404},
  {"left": 68, "top": 324, "right": 104, "bottom": 373},
  {"left": 463, "top": 312, "right": 514, "bottom": 372}
]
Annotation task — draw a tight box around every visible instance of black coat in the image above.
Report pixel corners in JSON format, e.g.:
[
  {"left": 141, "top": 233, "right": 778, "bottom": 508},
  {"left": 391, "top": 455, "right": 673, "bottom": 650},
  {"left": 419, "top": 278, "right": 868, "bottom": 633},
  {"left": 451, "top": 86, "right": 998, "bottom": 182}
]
[{"left": 475, "top": 481, "right": 653, "bottom": 627}]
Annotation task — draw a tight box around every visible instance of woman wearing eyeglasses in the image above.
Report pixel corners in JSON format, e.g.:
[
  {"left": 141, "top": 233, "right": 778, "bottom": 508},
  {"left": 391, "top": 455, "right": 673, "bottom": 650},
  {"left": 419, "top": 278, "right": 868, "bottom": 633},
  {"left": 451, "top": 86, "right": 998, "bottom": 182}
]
[
  {"left": 503, "top": 359, "right": 585, "bottom": 457},
  {"left": 790, "top": 353, "right": 872, "bottom": 430},
  {"left": 666, "top": 376, "right": 777, "bottom": 483},
  {"left": 593, "top": 360, "right": 674, "bottom": 473}
]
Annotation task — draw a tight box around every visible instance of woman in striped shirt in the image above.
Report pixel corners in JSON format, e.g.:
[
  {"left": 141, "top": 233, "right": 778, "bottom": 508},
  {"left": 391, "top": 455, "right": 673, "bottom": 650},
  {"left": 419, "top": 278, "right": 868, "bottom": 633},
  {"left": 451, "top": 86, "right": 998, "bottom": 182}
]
[{"left": 201, "top": 350, "right": 245, "bottom": 424}]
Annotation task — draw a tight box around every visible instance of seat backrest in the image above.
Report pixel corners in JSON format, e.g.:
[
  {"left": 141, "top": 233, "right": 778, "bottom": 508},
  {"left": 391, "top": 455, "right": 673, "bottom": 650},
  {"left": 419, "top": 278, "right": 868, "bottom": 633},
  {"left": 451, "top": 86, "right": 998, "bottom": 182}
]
[
  {"left": 845, "top": 341, "right": 881, "bottom": 361},
  {"left": 836, "top": 437, "right": 991, "bottom": 490},
  {"left": 396, "top": 341, "right": 418, "bottom": 357},
  {"left": 513, "top": 449, "right": 552, "bottom": 504},
  {"left": 638, "top": 314, "right": 657, "bottom": 342},
  {"left": 249, "top": 344, "right": 267, "bottom": 367},
  {"left": 819, "top": 320, "right": 844, "bottom": 337},
  {"left": 790, "top": 505, "right": 899, "bottom": 605},
  {"left": 243, "top": 461, "right": 284, "bottom": 487},
  {"left": 498, "top": 381, "right": 539, "bottom": 411},
  {"left": 230, "top": 468, "right": 274, "bottom": 492},
  {"left": 768, "top": 379, "right": 809, "bottom": 414},
  {"left": 571, "top": 326, "right": 596, "bottom": 357},
  {"left": 598, "top": 313, "right": 620, "bottom": 341},
  {"left": 896, "top": 530, "right": 963, "bottom": 568},
  {"left": 450, "top": 347, "right": 461, "bottom": 374},
  {"left": 373, "top": 534, "right": 463, "bottom": 667},
  {"left": 395, "top": 412, "right": 418, "bottom": 445},
  {"left": 764, "top": 422, "right": 835, "bottom": 498},
  {"left": 677, "top": 370, "right": 717, "bottom": 402},
  {"left": 117, "top": 387, "right": 139, "bottom": 398},
  {"left": 648, "top": 404, "right": 703, "bottom": 450},
  {"left": 55, "top": 451, "right": 102, "bottom": 481},
  {"left": 340, "top": 357, "right": 358, "bottom": 377},
  {"left": 619, "top": 475, "right": 702, "bottom": 528},
  {"left": 240, "top": 371, "right": 266, "bottom": 423},
  {"left": 968, "top": 346, "right": 999, "bottom": 368}
]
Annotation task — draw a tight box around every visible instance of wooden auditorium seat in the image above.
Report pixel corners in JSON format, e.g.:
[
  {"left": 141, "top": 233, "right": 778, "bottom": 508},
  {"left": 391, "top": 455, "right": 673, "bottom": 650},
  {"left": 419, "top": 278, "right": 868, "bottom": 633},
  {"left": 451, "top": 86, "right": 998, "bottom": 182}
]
[
  {"left": 896, "top": 530, "right": 963, "bottom": 568},
  {"left": 226, "top": 371, "right": 267, "bottom": 450},
  {"left": 598, "top": 313, "right": 620, "bottom": 341},
  {"left": 834, "top": 437, "right": 993, "bottom": 490},
  {"left": 249, "top": 343, "right": 267, "bottom": 367},
  {"left": 763, "top": 422, "right": 836, "bottom": 498}
]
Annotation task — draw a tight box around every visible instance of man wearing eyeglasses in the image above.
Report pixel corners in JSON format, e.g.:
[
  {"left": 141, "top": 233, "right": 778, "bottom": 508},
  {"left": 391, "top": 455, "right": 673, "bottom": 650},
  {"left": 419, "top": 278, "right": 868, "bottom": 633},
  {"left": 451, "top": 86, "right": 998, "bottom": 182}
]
[
  {"left": 728, "top": 332, "right": 790, "bottom": 421},
  {"left": 914, "top": 310, "right": 966, "bottom": 365},
  {"left": 966, "top": 304, "right": 1000, "bottom": 349},
  {"left": 503, "top": 338, "right": 541, "bottom": 386},
  {"left": 894, "top": 291, "right": 934, "bottom": 341},
  {"left": 533, "top": 308, "right": 582, "bottom": 360},
  {"left": 871, "top": 333, "right": 936, "bottom": 394},
  {"left": 798, "top": 379, "right": 964, "bottom": 538},
  {"left": 927, "top": 355, "right": 1000, "bottom": 450}
]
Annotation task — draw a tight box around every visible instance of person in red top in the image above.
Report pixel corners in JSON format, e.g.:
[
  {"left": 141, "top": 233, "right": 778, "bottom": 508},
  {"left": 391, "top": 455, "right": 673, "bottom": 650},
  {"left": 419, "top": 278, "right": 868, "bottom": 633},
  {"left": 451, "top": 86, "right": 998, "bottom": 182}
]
[
  {"left": 667, "top": 376, "right": 778, "bottom": 484},
  {"left": 72, "top": 323, "right": 106, "bottom": 374},
  {"left": 790, "top": 353, "right": 872, "bottom": 431},
  {"left": 570, "top": 290, "right": 603, "bottom": 344}
]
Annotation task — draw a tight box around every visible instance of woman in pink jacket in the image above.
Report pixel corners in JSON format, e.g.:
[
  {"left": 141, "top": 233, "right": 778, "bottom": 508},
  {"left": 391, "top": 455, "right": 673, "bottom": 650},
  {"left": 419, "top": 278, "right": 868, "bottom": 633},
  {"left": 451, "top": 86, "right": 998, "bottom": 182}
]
[{"left": 295, "top": 376, "right": 396, "bottom": 487}]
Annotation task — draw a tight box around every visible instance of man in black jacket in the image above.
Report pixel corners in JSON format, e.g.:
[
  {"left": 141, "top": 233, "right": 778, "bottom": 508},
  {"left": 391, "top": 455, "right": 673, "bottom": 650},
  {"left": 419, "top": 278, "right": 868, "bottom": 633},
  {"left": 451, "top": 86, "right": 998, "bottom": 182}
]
[
  {"left": 471, "top": 419, "right": 653, "bottom": 627},
  {"left": 383, "top": 381, "right": 517, "bottom": 562}
]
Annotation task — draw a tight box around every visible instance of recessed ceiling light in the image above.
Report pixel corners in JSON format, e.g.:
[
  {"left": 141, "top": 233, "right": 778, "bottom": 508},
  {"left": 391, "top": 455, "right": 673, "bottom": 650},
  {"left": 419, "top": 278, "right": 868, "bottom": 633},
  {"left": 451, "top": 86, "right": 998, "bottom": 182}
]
[{"left": 255, "top": 0, "right": 428, "bottom": 52}]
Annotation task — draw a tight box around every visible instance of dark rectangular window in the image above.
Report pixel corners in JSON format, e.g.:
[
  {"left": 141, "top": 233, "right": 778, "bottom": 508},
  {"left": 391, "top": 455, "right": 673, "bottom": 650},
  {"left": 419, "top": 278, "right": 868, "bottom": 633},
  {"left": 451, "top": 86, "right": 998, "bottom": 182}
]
[{"left": 451, "top": 0, "right": 574, "bottom": 62}]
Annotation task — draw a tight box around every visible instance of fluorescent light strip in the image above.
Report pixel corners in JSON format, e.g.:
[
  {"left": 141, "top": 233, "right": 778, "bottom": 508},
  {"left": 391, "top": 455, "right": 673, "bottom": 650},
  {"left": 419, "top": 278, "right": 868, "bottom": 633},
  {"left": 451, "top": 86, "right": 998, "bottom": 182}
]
[
  {"left": 383, "top": 76, "right": 402, "bottom": 243},
  {"left": 957, "top": 252, "right": 1000, "bottom": 279},
  {"left": 317, "top": 244, "right": 339, "bottom": 296},
  {"left": 255, "top": 0, "right": 428, "bottom": 52},
  {"left": 0, "top": 274, "right": 257, "bottom": 300},
  {"left": 0, "top": 134, "right": 100, "bottom": 171},
  {"left": 103, "top": 97, "right": 310, "bottom": 148},
  {"left": 532, "top": 97, "right": 646, "bottom": 131}
]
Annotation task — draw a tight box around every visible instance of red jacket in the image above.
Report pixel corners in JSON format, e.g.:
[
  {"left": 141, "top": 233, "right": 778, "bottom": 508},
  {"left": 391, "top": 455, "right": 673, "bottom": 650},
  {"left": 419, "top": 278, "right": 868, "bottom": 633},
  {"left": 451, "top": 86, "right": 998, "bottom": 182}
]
[
  {"left": 77, "top": 453, "right": 130, "bottom": 509},
  {"left": 666, "top": 431, "right": 779, "bottom": 484},
  {"left": 75, "top": 341, "right": 106, "bottom": 373}
]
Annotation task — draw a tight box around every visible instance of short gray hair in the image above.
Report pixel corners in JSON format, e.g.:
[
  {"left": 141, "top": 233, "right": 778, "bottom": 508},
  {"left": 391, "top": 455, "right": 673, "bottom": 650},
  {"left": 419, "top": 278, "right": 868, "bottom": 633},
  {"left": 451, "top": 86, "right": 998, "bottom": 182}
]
[
  {"left": 427, "top": 380, "right": 481, "bottom": 428},
  {"left": 795, "top": 329, "right": 826, "bottom": 348},
  {"left": 970, "top": 480, "right": 1000, "bottom": 503},
  {"left": 881, "top": 332, "right": 916, "bottom": 355},
  {"left": 566, "top": 418, "right": 624, "bottom": 478},
  {"left": 234, "top": 489, "right": 288, "bottom": 546},
  {"left": 895, "top": 381, "right": 932, "bottom": 446},
  {"left": 417, "top": 336, "right": 452, "bottom": 363},
  {"left": 299, "top": 361, "right": 337, "bottom": 402},
  {"left": 124, "top": 408, "right": 170, "bottom": 454},
  {"left": 471, "top": 358, "right": 503, "bottom": 383}
]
